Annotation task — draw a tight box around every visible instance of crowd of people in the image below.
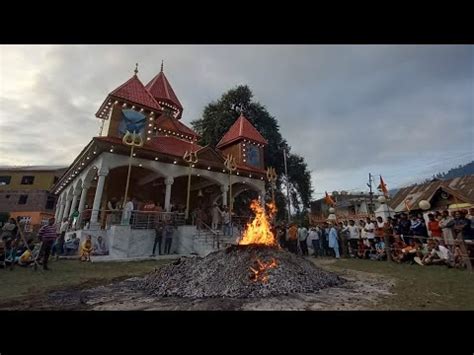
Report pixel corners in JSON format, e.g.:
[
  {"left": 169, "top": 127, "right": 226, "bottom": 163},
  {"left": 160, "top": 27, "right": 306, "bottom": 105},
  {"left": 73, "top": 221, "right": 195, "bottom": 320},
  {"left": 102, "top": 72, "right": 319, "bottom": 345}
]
[
  {"left": 0, "top": 217, "right": 110, "bottom": 271},
  {"left": 275, "top": 208, "right": 474, "bottom": 269}
]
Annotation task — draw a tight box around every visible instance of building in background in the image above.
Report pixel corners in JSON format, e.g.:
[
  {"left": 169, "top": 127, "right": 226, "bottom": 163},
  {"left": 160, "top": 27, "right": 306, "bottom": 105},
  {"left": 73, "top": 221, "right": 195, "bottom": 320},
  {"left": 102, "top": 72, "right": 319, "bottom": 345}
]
[
  {"left": 309, "top": 191, "right": 382, "bottom": 224},
  {"left": 389, "top": 175, "right": 474, "bottom": 213},
  {"left": 0, "top": 166, "right": 67, "bottom": 229}
]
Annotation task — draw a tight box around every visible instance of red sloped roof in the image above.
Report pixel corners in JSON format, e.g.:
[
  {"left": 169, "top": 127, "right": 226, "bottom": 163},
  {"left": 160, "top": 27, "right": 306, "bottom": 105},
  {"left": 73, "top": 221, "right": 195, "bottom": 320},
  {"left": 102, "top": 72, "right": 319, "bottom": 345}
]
[
  {"left": 146, "top": 136, "right": 202, "bottom": 157},
  {"left": 145, "top": 71, "right": 183, "bottom": 112},
  {"left": 108, "top": 75, "right": 162, "bottom": 112},
  {"left": 216, "top": 114, "right": 268, "bottom": 149},
  {"left": 155, "top": 115, "right": 200, "bottom": 139}
]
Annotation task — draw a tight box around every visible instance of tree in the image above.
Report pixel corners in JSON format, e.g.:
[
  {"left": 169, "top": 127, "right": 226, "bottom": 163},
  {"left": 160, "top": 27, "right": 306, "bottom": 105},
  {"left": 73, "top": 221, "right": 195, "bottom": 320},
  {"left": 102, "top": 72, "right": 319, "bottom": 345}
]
[{"left": 191, "top": 85, "right": 313, "bottom": 221}]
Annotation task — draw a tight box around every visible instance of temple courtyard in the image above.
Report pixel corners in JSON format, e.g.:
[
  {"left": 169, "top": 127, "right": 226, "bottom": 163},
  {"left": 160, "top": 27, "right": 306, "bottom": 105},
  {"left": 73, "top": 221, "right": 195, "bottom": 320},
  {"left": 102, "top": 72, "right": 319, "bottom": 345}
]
[{"left": 1, "top": 257, "right": 473, "bottom": 310}]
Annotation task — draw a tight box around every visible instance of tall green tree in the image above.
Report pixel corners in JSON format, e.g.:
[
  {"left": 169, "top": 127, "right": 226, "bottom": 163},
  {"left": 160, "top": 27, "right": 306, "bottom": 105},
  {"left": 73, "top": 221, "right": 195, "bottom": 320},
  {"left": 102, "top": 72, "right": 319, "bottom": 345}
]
[{"left": 191, "top": 85, "right": 313, "bottom": 221}]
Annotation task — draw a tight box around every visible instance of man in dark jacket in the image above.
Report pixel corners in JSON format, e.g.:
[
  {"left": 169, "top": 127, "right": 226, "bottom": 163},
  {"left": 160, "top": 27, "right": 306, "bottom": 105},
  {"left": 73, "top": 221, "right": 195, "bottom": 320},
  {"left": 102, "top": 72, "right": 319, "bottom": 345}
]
[{"left": 151, "top": 221, "right": 164, "bottom": 256}]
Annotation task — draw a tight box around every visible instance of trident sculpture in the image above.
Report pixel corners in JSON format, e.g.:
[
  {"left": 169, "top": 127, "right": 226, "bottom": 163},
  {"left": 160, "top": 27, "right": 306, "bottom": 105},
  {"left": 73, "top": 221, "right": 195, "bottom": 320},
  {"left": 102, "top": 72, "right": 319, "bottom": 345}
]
[
  {"left": 224, "top": 154, "right": 237, "bottom": 217},
  {"left": 266, "top": 166, "right": 278, "bottom": 205},
  {"left": 183, "top": 149, "right": 198, "bottom": 220},
  {"left": 122, "top": 130, "right": 144, "bottom": 223}
]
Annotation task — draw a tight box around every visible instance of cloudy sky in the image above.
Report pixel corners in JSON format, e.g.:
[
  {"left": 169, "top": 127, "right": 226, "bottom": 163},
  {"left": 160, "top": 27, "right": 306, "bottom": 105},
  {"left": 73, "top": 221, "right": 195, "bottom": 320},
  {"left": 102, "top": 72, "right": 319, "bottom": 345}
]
[{"left": 0, "top": 45, "right": 472, "bottom": 198}]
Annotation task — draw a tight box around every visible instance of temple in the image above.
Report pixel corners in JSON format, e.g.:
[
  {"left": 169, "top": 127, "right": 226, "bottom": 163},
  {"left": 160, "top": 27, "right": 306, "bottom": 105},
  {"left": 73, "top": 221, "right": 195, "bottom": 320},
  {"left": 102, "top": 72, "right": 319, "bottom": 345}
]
[{"left": 51, "top": 64, "right": 267, "bottom": 258}]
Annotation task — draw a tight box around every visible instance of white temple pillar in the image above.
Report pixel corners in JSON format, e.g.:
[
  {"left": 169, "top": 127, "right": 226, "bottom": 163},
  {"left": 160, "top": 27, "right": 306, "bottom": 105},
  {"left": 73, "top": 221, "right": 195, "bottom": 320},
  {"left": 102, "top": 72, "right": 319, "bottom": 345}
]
[
  {"left": 62, "top": 196, "right": 72, "bottom": 221},
  {"left": 78, "top": 182, "right": 90, "bottom": 215},
  {"left": 90, "top": 168, "right": 108, "bottom": 224},
  {"left": 69, "top": 190, "right": 80, "bottom": 218},
  {"left": 164, "top": 177, "right": 174, "bottom": 212},
  {"left": 221, "top": 185, "right": 228, "bottom": 207},
  {"left": 55, "top": 197, "right": 63, "bottom": 220},
  {"left": 57, "top": 194, "right": 66, "bottom": 222}
]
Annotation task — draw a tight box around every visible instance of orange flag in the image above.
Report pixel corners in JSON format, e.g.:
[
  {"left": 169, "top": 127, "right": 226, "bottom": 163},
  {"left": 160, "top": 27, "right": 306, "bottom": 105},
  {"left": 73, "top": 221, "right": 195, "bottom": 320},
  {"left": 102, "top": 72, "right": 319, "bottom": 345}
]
[
  {"left": 325, "top": 191, "right": 335, "bottom": 206},
  {"left": 377, "top": 175, "right": 389, "bottom": 197}
]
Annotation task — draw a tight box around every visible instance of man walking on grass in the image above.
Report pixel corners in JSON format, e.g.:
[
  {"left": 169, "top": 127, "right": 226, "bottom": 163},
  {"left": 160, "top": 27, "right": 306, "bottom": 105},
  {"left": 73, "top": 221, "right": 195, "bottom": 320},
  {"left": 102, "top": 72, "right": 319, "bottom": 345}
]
[{"left": 37, "top": 217, "right": 58, "bottom": 271}]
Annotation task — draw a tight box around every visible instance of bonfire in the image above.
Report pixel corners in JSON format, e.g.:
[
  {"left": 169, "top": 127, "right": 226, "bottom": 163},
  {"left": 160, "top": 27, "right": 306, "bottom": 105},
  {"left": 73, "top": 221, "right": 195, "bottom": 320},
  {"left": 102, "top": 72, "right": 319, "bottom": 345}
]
[{"left": 140, "top": 200, "right": 342, "bottom": 298}]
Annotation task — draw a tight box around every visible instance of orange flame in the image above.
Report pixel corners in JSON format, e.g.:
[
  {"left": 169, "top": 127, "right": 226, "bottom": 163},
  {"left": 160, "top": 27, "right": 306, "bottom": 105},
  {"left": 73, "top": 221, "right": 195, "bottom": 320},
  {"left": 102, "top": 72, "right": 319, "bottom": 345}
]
[
  {"left": 239, "top": 200, "right": 277, "bottom": 246},
  {"left": 249, "top": 257, "right": 278, "bottom": 283}
]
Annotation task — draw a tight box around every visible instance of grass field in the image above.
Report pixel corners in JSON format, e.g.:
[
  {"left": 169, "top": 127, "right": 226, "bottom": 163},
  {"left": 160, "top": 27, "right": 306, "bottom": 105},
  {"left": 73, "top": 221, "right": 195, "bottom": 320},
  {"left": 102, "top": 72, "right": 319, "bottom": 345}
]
[
  {"left": 319, "top": 258, "right": 474, "bottom": 310},
  {"left": 1, "top": 257, "right": 473, "bottom": 310},
  {"left": 0, "top": 259, "right": 172, "bottom": 303}
]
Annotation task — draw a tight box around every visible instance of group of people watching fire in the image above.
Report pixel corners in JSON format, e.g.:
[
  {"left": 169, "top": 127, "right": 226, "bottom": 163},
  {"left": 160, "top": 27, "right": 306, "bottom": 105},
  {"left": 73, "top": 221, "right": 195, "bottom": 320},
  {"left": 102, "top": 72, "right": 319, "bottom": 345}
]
[{"left": 275, "top": 208, "right": 474, "bottom": 269}]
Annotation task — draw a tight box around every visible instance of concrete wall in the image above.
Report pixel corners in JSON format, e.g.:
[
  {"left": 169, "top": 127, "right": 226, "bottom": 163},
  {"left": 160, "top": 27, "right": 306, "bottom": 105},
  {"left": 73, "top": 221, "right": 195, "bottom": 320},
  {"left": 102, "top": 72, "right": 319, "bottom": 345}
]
[{"left": 67, "top": 224, "right": 200, "bottom": 258}]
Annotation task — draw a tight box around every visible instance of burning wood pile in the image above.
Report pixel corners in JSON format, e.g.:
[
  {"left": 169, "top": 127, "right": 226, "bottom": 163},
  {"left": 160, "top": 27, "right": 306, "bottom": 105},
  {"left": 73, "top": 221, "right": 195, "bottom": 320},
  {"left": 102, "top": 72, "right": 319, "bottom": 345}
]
[{"left": 140, "top": 200, "right": 342, "bottom": 298}]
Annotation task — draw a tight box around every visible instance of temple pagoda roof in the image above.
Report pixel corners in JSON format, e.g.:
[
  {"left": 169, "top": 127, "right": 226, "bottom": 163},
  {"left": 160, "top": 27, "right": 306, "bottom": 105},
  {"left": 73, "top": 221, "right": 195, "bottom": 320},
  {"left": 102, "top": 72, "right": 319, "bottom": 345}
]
[
  {"left": 95, "top": 74, "right": 162, "bottom": 118},
  {"left": 145, "top": 67, "right": 183, "bottom": 118},
  {"left": 216, "top": 114, "right": 268, "bottom": 149},
  {"left": 154, "top": 115, "right": 200, "bottom": 140}
]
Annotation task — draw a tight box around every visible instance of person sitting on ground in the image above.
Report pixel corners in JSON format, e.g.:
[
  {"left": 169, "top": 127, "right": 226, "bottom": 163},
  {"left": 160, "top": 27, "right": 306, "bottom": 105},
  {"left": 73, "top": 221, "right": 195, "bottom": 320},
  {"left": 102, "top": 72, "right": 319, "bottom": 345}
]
[
  {"left": 17, "top": 247, "right": 33, "bottom": 266},
  {"left": 80, "top": 235, "right": 93, "bottom": 262},
  {"left": 64, "top": 233, "right": 80, "bottom": 255},
  {"left": 417, "top": 239, "right": 454, "bottom": 267},
  {"left": 397, "top": 239, "right": 418, "bottom": 264},
  {"left": 92, "top": 236, "right": 108, "bottom": 256},
  {"left": 373, "top": 238, "right": 386, "bottom": 261},
  {"left": 391, "top": 236, "right": 406, "bottom": 263}
]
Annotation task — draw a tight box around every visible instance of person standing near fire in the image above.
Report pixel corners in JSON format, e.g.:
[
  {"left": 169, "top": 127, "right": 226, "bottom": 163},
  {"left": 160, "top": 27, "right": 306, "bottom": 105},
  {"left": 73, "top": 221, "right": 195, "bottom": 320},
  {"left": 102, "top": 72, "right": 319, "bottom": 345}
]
[
  {"left": 211, "top": 203, "right": 222, "bottom": 231},
  {"left": 297, "top": 225, "right": 309, "bottom": 256},
  {"left": 328, "top": 221, "right": 340, "bottom": 259},
  {"left": 287, "top": 224, "right": 298, "bottom": 254}
]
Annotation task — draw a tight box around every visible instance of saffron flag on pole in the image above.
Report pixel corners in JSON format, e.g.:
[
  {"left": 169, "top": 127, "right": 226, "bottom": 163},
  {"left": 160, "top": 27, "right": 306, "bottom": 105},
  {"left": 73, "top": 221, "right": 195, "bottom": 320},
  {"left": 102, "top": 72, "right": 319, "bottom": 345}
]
[
  {"left": 325, "top": 191, "right": 335, "bottom": 206},
  {"left": 377, "top": 175, "right": 389, "bottom": 197},
  {"left": 404, "top": 198, "right": 412, "bottom": 211}
]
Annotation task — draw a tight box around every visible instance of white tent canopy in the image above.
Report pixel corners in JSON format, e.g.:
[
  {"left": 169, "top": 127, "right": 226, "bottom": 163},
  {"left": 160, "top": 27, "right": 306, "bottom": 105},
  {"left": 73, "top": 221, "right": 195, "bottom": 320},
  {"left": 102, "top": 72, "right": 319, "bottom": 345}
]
[{"left": 375, "top": 203, "right": 395, "bottom": 221}]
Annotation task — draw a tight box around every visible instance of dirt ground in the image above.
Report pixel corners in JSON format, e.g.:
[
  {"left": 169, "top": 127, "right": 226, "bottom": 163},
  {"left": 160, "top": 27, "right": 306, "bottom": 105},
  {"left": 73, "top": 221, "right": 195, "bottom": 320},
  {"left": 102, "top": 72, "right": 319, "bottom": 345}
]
[{"left": 1, "top": 258, "right": 395, "bottom": 310}]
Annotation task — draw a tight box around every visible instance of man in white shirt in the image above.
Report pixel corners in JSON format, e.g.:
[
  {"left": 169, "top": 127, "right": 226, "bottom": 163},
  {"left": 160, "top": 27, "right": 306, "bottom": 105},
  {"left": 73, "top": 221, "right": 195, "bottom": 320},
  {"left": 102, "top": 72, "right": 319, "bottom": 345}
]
[
  {"left": 221, "top": 206, "right": 231, "bottom": 236},
  {"left": 122, "top": 197, "right": 134, "bottom": 225},
  {"left": 347, "top": 220, "right": 360, "bottom": 256},
  {"left": 297, "top": 226, "right": 309, "bottom": 256},
  {"left": 364, "top": 217, "right": 376, "bottom": 247},
  {"left": 307, "top": 227, "right": 320, "bottom": 257},
  {"left": 420, "top": 239, "right": 454, "bottom": 267}
]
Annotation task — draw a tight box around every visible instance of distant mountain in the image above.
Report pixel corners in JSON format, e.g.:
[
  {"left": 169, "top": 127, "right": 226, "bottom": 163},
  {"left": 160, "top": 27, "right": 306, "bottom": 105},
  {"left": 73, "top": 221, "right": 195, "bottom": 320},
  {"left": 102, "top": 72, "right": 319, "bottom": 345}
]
[
  {"left": 396, "top": 160, "right": 474, "bottom": 190},
  {"left": 434, "top": 160, "right": 474, "bottom": 180}
]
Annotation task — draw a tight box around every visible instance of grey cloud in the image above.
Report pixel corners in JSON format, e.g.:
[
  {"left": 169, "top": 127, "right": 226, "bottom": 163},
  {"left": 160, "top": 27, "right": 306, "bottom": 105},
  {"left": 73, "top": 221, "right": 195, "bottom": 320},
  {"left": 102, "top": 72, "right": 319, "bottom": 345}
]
[{"left": 0, "top": 45, "right": 472, "bottom": 194}]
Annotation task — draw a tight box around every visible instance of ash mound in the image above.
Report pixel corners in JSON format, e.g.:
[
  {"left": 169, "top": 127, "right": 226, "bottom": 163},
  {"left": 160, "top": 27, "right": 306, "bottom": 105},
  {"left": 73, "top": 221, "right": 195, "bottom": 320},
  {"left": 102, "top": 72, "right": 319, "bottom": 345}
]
[{"left": 140, "top": 245, "right": 343, "bottom": 298}]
